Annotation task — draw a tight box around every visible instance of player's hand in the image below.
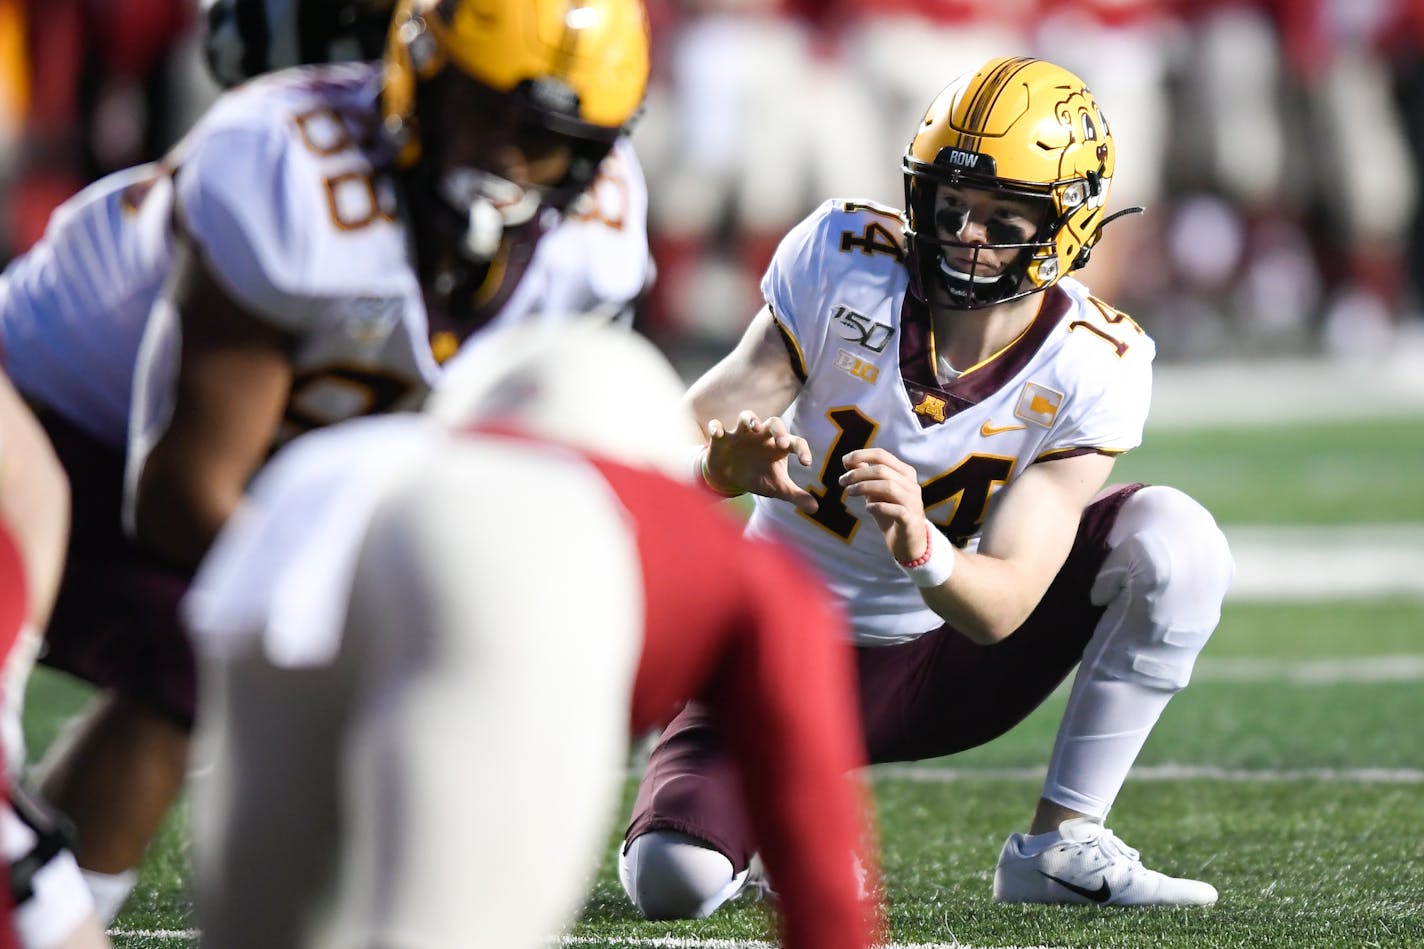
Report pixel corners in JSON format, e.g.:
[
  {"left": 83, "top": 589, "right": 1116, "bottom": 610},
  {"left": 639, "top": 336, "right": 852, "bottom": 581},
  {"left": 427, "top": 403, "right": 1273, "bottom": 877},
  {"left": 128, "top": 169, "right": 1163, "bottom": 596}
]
[
  {"left": 705, "top": 411, "right": 818, "bottom": 513},
  {"left": 840, "top": 447, "right": 927, "bottom": 563}
]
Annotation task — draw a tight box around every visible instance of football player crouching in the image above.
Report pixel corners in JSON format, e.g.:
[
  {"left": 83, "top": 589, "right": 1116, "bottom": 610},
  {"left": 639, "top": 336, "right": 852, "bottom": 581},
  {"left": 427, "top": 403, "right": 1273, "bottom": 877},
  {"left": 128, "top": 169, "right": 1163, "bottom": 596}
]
[
  {"left": 1, "top": 0, "right": 655, "bottom": 924},
  {"left": 619, "top": 56, "right": 1234, "bottom": 915}
]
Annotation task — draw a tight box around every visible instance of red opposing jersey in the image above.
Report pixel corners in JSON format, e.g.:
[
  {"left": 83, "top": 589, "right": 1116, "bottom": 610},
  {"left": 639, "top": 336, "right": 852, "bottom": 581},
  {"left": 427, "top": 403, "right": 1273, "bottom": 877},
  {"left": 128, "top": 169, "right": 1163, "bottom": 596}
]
[
  {"left": 0, "top": 521, "right": 27, "bottom": 949},
  {"left": 590, "top": 456, "right": 880, "bottom": 949}
]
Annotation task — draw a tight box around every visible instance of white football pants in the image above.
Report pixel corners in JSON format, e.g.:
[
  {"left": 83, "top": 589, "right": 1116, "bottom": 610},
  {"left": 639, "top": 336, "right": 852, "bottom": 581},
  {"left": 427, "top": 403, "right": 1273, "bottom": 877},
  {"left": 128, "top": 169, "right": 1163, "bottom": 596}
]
[{"left": 190, "top": 446, "right": 644, "bottom": 949}]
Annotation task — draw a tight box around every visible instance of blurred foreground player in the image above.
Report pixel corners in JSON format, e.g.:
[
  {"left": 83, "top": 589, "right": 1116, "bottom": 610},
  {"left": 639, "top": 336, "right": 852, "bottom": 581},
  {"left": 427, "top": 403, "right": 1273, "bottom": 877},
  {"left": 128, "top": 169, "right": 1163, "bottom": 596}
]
[
  {"left": 1, "top": 0, "right": 653, "bottom": 920},
  {"left": 0, "top": 371, "right": 108, "bottom": 949},
  {"left": 181, "top": 321, "right": 880, "bottom": 949}
]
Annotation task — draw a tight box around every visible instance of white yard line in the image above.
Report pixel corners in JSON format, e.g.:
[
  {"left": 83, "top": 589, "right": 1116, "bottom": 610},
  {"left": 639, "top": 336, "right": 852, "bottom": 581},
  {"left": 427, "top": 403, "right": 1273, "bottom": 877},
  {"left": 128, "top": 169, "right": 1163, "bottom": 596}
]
[
  {"left": 1149, "top": 343, "right": 1424, "bottom": 429},
  {"left": 1224, "top": 524, "right": 1424, "bottom": 600},
  {"left": 107, "top": 933, "right": 198, "bottom": 942},
  {"left": 108, "top": 935, "right": 1076, "bottom": 949},
  {"left": 1142, "top": 354, "right": 1424, "bottom": 600},
  {"left": 870, "top": 763, "right": 1424, "bottom": 784},
  {"left": 558, "top": 941, "right": 1077, "bottom": 949},
  {"left": 1195, "top": 654, "right": 1424, "bottom": 683}
]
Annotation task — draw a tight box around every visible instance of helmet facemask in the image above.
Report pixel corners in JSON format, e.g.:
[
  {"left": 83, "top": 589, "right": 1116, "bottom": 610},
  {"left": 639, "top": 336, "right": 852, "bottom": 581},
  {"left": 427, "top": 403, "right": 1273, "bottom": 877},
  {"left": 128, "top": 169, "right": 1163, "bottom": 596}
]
[
  {"left": 394, "top": 18, "right": 621, "bottom": 264},
  {"left": 903, "top": 157, "right": 1062, "bottom": 310},
  {"left": 377, "top": 0, "right": 649, "bottom": 317}
]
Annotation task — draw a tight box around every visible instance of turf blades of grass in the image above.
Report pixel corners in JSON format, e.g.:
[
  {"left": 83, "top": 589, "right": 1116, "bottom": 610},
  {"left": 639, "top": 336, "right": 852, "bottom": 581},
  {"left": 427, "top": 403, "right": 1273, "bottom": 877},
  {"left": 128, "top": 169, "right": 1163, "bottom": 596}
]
[{"left": 1115, "top": 419, "right": 1424, "bottom": 525}]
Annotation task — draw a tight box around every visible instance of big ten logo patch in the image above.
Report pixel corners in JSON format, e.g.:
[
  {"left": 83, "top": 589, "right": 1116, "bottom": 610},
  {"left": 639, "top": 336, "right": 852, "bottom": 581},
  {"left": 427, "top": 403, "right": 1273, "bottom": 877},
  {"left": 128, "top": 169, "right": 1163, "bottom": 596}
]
[
  {"left": 831, "top": 306, "right": 893, "bottom": 353},
  {"left": 834, "top": 349, "right": 879, "bottom": 384}
]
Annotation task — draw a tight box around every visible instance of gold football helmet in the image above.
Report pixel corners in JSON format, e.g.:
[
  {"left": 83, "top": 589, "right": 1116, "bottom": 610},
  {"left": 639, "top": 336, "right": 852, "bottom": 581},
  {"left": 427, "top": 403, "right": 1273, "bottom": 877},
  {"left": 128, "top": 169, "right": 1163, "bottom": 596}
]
[
  {"left": 382, "top": 0, "right": 649, "bottom": 258},
  {"left": 903, "top": 56, "right": 1135, "bottom": 308}
]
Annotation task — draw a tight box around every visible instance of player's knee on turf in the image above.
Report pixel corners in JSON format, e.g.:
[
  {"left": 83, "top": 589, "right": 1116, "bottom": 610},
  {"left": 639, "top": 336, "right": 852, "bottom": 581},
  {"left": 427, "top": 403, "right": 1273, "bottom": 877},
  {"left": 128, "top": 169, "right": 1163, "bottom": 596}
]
[
  {"left": 1090, "top": 486, "right": 1235, "bottom": 691},
  {"left": 619, "top": 831, "right": 747, "bottom": 920}
]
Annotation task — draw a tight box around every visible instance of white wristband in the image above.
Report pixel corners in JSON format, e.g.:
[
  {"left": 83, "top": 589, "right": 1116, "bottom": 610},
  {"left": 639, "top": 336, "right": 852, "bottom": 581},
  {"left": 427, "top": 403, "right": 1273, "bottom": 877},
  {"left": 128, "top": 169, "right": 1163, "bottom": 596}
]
[{"left": 897, "top": 524, "right": 955, "bottom": 588}]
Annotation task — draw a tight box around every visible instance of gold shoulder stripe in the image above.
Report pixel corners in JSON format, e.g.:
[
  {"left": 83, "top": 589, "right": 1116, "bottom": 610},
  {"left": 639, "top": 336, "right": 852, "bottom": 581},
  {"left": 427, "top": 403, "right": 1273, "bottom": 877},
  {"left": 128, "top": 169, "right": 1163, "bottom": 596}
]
[{"left": 770, "top": 307, "right": 808, "bottom": 384}]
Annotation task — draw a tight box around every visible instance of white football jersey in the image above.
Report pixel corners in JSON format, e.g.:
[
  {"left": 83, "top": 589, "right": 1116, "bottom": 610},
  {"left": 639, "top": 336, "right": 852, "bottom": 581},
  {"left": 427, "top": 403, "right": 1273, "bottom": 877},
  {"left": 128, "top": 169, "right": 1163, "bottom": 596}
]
[
  {"left": 747, "top": 199, "right": 1155, "bottom": 645},
  {"left": 1, "top": 61, "right": 650, "bottom": 449},
  {"left": 0, "top": 165, "right": 176, "bottom": 445}
]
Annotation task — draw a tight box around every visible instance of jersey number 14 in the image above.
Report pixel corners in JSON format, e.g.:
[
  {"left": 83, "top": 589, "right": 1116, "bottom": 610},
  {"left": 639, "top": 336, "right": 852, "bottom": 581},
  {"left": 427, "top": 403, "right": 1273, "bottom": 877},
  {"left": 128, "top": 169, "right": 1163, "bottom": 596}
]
[{"left": 801, "top": 407, "right": 1014, "bottom": 548}]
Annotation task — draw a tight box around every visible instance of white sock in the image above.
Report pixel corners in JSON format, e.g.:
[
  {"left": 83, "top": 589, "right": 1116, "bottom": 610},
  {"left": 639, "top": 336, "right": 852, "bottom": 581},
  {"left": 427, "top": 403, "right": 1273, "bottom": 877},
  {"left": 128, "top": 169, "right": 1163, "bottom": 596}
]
[
  {"left": 1018, "top": 829, "right": 1063, "bottom": 856},
  {"left": 81, "top": 868, "right": 137, "bottom": 925}
]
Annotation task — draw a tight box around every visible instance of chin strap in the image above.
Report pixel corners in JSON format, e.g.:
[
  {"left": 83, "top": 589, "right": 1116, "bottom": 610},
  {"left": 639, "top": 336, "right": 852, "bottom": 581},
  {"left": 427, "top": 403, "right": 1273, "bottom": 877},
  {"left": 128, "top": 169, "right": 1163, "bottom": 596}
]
[
  {"left": 1099, "top": 206, "right": 1146, "bottom": 231},
  {"left": 1072, "top": 205, "right": 1145, "bottom": 272}
]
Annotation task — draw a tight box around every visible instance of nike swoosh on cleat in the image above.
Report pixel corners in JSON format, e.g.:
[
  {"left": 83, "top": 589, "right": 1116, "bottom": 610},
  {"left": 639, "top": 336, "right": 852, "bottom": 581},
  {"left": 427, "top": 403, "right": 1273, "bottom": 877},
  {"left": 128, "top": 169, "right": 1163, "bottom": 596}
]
[
  {"left": 980, "top": 421, "right": 1027, "bottom": 436},
  {"left": 1038, "top": 871, "right": 1112, "bottom": 903}
]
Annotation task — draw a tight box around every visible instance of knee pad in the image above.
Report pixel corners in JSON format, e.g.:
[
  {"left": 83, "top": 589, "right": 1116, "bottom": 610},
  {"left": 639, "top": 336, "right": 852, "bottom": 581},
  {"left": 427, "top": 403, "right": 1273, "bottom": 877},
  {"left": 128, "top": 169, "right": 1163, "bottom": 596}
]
[
  {"left": 1087, "top": 486, "right": 1235, "bottom": 691},
  {"left": 619, "top": 831, "right": 747, "bottom": 920}
]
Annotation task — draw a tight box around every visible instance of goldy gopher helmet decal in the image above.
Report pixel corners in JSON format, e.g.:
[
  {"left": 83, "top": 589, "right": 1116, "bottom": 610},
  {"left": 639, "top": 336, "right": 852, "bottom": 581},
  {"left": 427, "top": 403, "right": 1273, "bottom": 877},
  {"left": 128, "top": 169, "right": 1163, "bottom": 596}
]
[{"left": 903, "top": 56, "right": 1139, "bottom": 309}]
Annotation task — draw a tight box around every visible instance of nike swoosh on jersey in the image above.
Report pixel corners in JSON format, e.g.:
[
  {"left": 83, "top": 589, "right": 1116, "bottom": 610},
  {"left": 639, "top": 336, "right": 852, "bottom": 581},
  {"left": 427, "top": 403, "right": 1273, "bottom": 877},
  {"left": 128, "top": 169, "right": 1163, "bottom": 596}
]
[
  {"left": 980, "top": 421, "right": 1027, "bottom": 436},
  {"left": 1038, "top": 871, "right": 1112, "bottom": 903}
]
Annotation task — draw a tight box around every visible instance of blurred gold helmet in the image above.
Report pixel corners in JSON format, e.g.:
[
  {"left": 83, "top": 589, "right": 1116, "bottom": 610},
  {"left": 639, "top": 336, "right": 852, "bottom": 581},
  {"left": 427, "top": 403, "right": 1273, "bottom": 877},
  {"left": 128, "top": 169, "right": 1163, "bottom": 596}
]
[
  {"left": 903, "top": 57, "right": 1131, "bottom": 308},
  {"left": 383, "top": 0, "right": 649, "bottom": 165},
  {"left": 380, "top": 0, "right": 649, "bottom": 264}
]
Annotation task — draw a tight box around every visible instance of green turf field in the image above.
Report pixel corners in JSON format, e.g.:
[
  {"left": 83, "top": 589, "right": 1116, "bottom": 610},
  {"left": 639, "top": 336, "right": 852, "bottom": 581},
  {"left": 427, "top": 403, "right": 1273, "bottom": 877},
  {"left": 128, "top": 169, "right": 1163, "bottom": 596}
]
[
  {"left": 1116, "top": 417, "right": 1424, "bottom": 524},
  {"left": 24, "top": 415, "right": 1423, "bottom": 948}
]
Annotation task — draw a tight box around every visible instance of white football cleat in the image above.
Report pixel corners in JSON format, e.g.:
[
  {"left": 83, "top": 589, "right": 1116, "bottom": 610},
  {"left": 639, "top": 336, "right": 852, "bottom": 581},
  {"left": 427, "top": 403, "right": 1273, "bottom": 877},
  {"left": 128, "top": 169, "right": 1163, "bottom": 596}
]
[{"left": 993, "top": 817, "right": 1218, "bottom": 907}]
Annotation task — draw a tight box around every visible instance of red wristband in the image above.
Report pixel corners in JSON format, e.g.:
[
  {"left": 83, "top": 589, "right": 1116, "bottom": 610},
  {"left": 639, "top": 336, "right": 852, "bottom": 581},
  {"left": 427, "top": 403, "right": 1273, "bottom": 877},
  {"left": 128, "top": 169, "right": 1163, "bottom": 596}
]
[{"left": 899, "top": 524, "right": 933, "bottom": 568}]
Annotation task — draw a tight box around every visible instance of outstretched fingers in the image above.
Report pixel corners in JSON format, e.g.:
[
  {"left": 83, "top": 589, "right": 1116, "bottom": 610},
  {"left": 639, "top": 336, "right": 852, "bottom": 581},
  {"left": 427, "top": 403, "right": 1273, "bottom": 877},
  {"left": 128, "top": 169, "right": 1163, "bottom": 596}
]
[
  {"left": 765, "top": 415, "right": 813, "bottom": 467},
  {"left": 704, "top": 412, "right": 817, "bottom": 511}
]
